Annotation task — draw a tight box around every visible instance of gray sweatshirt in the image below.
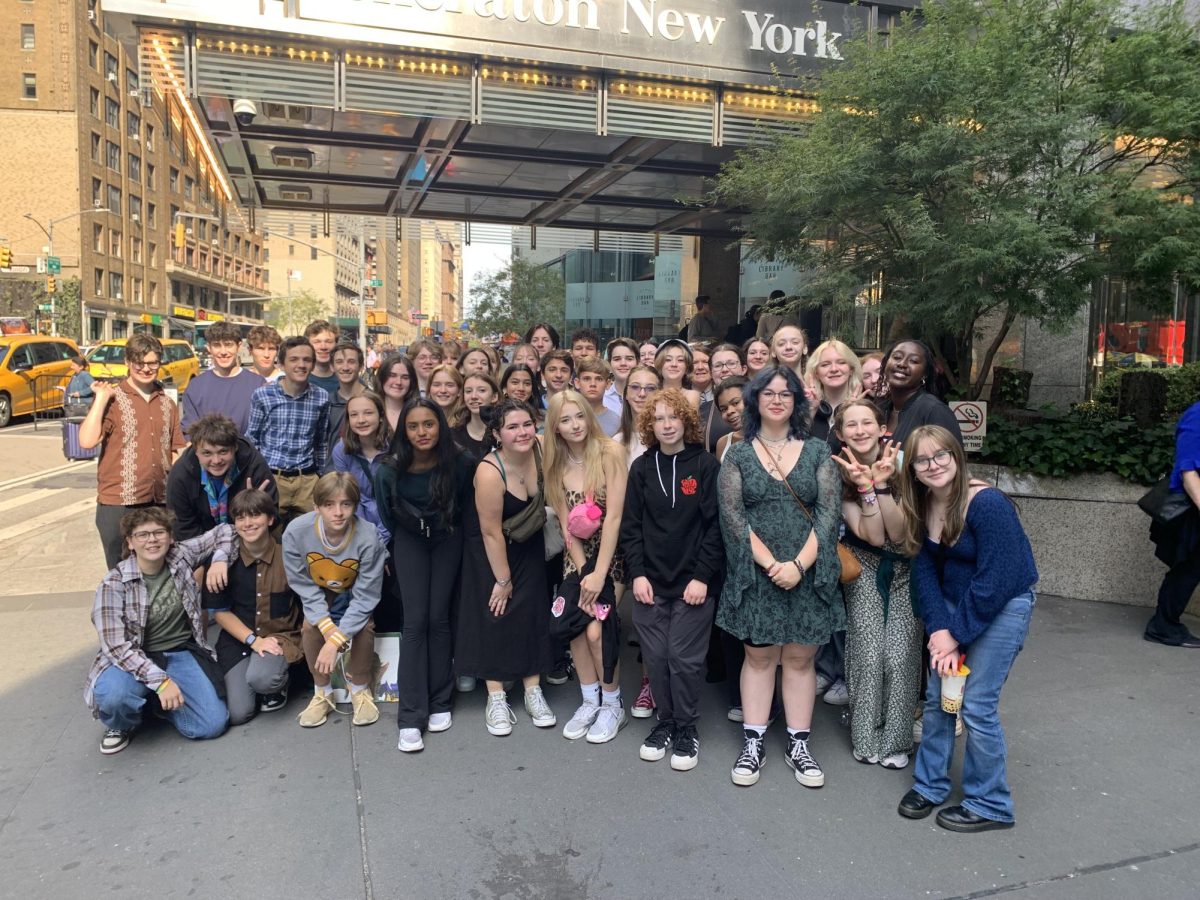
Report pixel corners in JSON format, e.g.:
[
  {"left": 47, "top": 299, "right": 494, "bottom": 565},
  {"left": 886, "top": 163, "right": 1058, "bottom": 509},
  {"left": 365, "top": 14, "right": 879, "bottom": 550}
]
[{"left": 282, "top": 511, "right": 386, "bottom": 639}]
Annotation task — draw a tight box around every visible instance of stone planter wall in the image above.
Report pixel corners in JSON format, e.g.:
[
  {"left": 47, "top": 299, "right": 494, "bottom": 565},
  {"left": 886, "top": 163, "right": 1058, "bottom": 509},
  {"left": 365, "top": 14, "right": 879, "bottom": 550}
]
[{"left": 970, "top": 465, "right": 1199, "bottom": 616}]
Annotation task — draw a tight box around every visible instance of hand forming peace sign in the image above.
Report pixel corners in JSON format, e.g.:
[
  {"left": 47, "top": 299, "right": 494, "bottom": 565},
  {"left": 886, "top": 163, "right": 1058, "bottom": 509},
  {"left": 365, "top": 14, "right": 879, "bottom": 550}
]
[
  {"left": 831, "top": 445, "right": 874, "bottom": 490},
  {"left": 870, "top": 442, "right": 900, "bottom": 486}
]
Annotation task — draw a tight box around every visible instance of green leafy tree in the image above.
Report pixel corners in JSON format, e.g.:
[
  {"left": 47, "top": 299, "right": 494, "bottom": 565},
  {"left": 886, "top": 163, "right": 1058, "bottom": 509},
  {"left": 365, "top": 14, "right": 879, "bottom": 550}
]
[
  {"left": 468, "top": 257, "right": 565, "bottom": 338},
  {"left": 265, "top": 288, "right": 328, "bottom": 337},
  {"left": 713, "top": 0, "right": 1200, "bottom": 397},
  {"left": 0, "top": 276, "right": 79, "bottom": 340}
]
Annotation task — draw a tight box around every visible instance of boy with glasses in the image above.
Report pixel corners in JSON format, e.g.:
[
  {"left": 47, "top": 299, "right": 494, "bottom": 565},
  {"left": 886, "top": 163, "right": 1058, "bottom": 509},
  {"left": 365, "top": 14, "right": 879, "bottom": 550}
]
[
  {"left": 85, "top": 507, "right": 235, "bottom": 754},
  {"left": 79, "top": 332, "right": 186, "bottom": 569}
]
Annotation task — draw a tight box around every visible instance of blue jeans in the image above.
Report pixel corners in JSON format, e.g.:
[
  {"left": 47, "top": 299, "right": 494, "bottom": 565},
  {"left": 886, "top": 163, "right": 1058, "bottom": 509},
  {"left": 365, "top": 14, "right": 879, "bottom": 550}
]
[
  {"left": 92, "top": 651, "right": 229, "bottom": 740},
  {"left": 913, "top": 591, "right": 1034, "bottom": 823}
]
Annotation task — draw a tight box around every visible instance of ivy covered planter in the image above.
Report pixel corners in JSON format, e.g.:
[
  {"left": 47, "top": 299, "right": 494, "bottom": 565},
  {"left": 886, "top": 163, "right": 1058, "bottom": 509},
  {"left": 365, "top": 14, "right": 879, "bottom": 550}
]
[{"left": 971, "top": 464, "right": 1198, "bottom": 616}]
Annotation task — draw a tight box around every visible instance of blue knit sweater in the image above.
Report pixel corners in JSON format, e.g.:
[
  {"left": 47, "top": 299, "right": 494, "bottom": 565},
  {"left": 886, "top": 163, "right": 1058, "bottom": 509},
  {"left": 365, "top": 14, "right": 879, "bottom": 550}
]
[{"left": 911, "top": 488, "right": 1038, "bottom": 646}]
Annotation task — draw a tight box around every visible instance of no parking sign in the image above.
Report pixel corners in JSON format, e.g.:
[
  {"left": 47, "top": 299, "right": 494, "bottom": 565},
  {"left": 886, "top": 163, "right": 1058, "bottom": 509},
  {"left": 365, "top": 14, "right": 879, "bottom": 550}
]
[{"left": 950, "top": 401, "right": 987, "bottom": 452}]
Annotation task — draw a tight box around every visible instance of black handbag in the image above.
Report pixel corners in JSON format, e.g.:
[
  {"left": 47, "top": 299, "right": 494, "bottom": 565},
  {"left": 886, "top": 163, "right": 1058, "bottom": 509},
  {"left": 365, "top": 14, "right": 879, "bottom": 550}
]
[{"left": 1137, "top": 477, "right": 1195, "bottom": 526}]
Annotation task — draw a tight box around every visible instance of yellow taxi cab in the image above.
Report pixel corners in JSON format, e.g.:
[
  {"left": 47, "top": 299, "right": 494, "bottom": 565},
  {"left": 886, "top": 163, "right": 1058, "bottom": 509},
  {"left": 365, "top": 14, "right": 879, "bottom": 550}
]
[
  {"left": 0, "top": 334, "right": 81, "bottom": 427},
  {"left": 87, "top": 338, "right": 200, "bottom": 393}
]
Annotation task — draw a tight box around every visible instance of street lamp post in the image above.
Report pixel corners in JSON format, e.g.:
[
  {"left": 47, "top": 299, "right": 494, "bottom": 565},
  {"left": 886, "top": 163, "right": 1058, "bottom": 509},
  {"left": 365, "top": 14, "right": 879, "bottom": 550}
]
[{"left": 23, "top": 208, "right": 106, "bottom": 338}]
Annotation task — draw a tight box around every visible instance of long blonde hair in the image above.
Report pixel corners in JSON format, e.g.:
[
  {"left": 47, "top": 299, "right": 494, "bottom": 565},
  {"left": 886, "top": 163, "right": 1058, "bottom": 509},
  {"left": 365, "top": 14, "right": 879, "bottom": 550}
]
[
  {"left": 428, "top": 363, "right": 466, "bottom": 426},
  {"left": 805, "top": 339, "right": 863, "bottom": 403},
  {"left": 896, "top": 425, "right": 970, "bottom": 557},
  {"left": 543, "top": 388, "right": 617, "bottom": 513}
]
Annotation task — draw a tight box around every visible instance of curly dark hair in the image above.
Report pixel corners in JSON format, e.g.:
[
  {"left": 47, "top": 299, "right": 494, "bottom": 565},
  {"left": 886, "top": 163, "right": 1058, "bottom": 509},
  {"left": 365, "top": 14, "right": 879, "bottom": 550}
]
[{"left": 741, "top": 365, "right": 811, "bottom": 443}]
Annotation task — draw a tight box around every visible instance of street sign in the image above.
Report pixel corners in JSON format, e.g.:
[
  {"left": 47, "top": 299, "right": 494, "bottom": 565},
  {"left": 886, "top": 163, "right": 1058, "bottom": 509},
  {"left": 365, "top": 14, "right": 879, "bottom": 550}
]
[
  {"left": 410, "top": 312, "right": 428, "bottom": 321},
  {"left": 950, "top": 400, "right": 987, "bottom": 452},
  {"left": 47, "top": 256, "right": 61, "bottom": 275},
  {"left": 368, "top": 278, "right": 383, "bottom": 287},
  {"left": 362, "top": 297, "right": 377, "bottom": 307},
  {"left": 36, "top": 257, "right": 46, "bottom": 274},
  {"left": 37, "top": 304, "right": 52, "bottom": 313}
]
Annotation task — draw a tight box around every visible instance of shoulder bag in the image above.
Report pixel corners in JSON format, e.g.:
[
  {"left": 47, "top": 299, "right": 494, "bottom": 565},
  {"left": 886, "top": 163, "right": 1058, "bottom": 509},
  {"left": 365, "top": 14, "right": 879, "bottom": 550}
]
[
  {"left": 1138, "top": 477, "right": 1196, "bottom": 526},
  {"left": 756, "top": 439, "right": 861, "bottom": 584},
  {"left": 490, "top": 448, "right": 548, "bottom": 543}
]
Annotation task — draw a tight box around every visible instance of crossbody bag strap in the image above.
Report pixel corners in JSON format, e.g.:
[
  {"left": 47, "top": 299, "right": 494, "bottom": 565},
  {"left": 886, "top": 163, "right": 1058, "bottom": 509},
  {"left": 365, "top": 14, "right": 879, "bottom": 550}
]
[{"left": 756, "top": 438, "right": 813, "bottom": 525}]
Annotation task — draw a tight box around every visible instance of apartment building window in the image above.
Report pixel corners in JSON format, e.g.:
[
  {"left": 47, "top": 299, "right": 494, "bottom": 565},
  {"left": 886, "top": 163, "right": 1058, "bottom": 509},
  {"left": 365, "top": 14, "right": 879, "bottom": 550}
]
[
  {"left": 93, "top": 224, "right": 104, "bottom": 253},
  {"left": 90, "top": 88, "right": 99, "bottom": 117},
  {"left": 94, "top": 269, "right": 104, "bottom": 296},
  {"left": 147, "top": 203, "right": 156, "bottom": 227},
  {"left": 288, "top": 244, "right": 295, "bottom": 257},
  {"left": 169, "top": 167, "right": 179, "bottom": 193},
  {"left": 184, "top": 175, "right": 195, "bottom": 200},
  {"left": 113, "top": 320, "right": 128, "bottom": 339},
  {"left": 92, "top": 178, "right": 102, "bottom": 207},
  {"left": 310, "top": 224, "right": 318, "bottom": 239},
  {"left": 107, "top": 184, "right": 121, "bottom": 213},
  {"left": 197, "top": 221, "right": 206, "bottom": 240},
  {"left": 22, "top": 74, "right": 36, "bottom": 100},
  {"left": 89, "top": 41, "right": 98, "bottom": 70},
  {"left": 109, "top": 272, "right": 124, "bottom": 299},
  {"left": 104, "top": 52, "right": 117, "bottom": 80},
  {"left": 149, "top": 281, "right": 158, "bottom": 304},
  {"left": 21, "top": 25, "right": 35, "bottom": 50},
  {"left": 311, "top": 246, "right": 318, "bottom": 260},
  {"left": 90, "top": 133, "right": 101, "bottom": 162},
  {"left": 126, "top": 111, "right": 140, "bottom": 138},
  {"left": 129, "top": 195, "right": 141, "bottom": 222},
  {"left": 106, "top": 141, "right": 119, "bottom": 171},
  {"left": 105, "top": 98, "right": 119, "bottom": 128},
  {"left": 287, "top": 223, "right": 295, "bottom": 237},
  {"left": 127, "top": 154, "right": 140, "bottom": 181},
  {"left": 146, "top": 163, "right": 155, "bottom": 189},
  {"left": 132, "top": 237, "right": 142, "bottom": 263},
  {"left": 145, "top": 124, "right": 154, "bottom": 151},
  {"left": 149, "top": 243, "right": 158, "bottom": 266},
  {"left": 110, "top": 230, "right": 122, "bottom": 258},
  {"left": 127, "top": 69, "right": 139, "bottom": 93},
  {"left": 132, "top": 278, "right": 143, "bottom": 304}
]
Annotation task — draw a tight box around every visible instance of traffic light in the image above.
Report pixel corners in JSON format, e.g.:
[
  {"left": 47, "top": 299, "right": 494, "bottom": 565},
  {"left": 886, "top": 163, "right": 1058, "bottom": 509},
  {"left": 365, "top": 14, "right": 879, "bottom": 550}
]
[
  {"left": 174, "top": 221, "right": 185, "bottom": 247},
  {"left": 0, "top": 245, "right": 10, "bottom": 268},
  {"left": 46, "top": 276, "right": 56, "bottom": 294}
]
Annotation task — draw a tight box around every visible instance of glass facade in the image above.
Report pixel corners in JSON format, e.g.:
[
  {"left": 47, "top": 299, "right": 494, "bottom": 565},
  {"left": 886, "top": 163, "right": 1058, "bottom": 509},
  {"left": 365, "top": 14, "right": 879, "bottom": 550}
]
[{"left": 1089, "top": 277, "right": 1197, "bottom": 387}]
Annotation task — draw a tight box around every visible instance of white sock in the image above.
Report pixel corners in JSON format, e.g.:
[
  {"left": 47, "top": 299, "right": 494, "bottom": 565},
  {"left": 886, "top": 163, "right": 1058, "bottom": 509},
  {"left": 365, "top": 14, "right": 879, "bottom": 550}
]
[
  {"left": 317, "top": 684, "right": 333, "bottom": 696},
  {"left": 602, "top": 687, "right": 621, "bottom": 706},
  {"left": 744, "top": 723, "right": 767, "bottom": 736},
  {"left": 348, "top": 682, "right": 367, "bottom": 694},
  {"left": 581, "top": 681, "right": 601, "bottom": 705}
]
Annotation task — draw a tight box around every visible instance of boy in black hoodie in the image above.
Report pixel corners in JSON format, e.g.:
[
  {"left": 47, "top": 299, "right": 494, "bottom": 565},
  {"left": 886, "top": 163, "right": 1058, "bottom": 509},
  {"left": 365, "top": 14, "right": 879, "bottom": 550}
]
[{"left": 620, "top": 388, "right": 724, "bottom": 771}]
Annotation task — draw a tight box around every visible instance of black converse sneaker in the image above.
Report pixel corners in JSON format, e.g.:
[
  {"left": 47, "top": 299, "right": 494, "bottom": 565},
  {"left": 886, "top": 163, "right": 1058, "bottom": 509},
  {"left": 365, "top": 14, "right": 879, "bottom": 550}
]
[
  {"left": 731, "top": 729, "right": 766, "bottom": 786},
  {"left": 639, "top": 720, "right": 675, "bottom": 762},
  {"left": 670, "top": 724, "right": 699, "bottom": 772},
  {"left": 785, "top": 734, "right": 825, "bottom": 788}
]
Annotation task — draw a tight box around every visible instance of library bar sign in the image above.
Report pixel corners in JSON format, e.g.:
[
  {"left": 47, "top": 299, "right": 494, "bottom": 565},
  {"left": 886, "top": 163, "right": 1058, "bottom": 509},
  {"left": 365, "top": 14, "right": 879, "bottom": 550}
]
[{"left": 297, "top": 0, "right": 870, "bottom": 78}]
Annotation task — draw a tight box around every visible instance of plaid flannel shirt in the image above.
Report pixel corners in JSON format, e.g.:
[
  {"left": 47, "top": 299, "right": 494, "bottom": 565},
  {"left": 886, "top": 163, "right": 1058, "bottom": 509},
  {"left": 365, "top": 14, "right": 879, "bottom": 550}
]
[
  {"left": 245, "top": 381, "right": 330, "bottom": 470},
  {"left": 83, "top": 524, "right": 235, "bottom": 716}
]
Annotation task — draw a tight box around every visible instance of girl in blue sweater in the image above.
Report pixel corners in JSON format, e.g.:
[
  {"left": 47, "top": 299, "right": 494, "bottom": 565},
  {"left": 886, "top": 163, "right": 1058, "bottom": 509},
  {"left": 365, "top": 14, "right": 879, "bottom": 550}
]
[{"left": 895, "top": 425, "right": 1038, "bottom": 833}]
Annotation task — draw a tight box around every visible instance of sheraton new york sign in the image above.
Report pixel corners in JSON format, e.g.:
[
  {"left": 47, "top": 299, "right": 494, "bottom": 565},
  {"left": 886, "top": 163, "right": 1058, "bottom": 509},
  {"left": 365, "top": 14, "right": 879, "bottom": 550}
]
[{"left": 296, "top": 0, "right": 869, "bottom": 76}]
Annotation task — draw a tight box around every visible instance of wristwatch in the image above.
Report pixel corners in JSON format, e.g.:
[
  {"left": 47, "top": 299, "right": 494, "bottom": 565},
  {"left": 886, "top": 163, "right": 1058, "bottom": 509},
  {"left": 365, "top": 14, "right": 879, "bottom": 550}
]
[{"left": 244, "top": 633, "right": 257, "bottom": 647}]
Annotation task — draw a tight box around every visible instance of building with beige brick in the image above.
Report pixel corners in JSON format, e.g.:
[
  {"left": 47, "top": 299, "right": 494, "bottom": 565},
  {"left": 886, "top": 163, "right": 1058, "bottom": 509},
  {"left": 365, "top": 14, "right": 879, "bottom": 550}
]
[{"left": 0, "top": 0, "right": 266, "bottom": 344}]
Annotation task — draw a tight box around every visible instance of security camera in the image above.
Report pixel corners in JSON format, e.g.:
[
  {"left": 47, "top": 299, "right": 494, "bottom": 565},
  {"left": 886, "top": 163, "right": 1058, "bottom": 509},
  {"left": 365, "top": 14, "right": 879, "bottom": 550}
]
[{"left": 233, "top": 99, "right": 257, "bottom": 127}]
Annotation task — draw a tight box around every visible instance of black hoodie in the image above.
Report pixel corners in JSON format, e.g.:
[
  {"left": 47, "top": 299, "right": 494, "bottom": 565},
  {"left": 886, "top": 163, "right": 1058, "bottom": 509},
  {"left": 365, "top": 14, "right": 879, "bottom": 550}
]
[
  {"left": 166, "top": 437, "right": 278, "bottom": 539},
  {"left": 620, "top": 443, "right": 724, "bottom": 597}
]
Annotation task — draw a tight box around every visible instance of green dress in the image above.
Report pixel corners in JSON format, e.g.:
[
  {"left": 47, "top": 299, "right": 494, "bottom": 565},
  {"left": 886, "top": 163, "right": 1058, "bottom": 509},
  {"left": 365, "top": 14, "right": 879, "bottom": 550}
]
[{"left": 716, "top": 438, "right": 844, "bottom": 645}]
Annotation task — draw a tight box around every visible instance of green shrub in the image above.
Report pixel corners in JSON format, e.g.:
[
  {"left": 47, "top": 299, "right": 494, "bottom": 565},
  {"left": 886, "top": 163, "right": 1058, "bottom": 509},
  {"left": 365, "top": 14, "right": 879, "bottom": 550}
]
[
  {"left": 980, "top": 411, "right": 1176, "bottom": 484},
  {"left": 1091, "top": 363, "right": 1200, "bottom": 422}
]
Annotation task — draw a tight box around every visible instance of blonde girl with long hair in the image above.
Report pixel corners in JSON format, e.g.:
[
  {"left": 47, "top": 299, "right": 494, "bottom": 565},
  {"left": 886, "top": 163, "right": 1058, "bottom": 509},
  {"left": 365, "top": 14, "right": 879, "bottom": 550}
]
[
  {"left": 543, "top": 388, "right": 629, "bottom": 745},
  {"left": 428, "top": 363, "right": 466, "bottom": 428},
  {"left": 806, "top": 339, "right": 864, "bottom": 443},
  {"left": 893, "top": 425, "right": 1037, "bottom": 833}
]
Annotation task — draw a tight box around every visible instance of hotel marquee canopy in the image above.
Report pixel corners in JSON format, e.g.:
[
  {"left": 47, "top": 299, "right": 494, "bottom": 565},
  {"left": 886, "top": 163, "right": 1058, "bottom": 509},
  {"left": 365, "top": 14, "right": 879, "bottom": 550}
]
[{"left": 103, "top": 0, "right": 914, "bottom": 236}]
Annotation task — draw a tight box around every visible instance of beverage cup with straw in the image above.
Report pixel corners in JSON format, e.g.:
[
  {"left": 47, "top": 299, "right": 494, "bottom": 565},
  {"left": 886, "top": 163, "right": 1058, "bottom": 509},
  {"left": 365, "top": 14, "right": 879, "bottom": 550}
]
[{"left": 940, "top": 658, "right": 970, "bottom": 713}]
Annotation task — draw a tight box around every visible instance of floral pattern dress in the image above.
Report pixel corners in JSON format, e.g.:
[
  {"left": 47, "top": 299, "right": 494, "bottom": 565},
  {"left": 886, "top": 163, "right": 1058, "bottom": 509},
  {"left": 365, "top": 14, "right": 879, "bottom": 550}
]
[{"left": 716, "top": 438, "right": 843, "bottom": 645}]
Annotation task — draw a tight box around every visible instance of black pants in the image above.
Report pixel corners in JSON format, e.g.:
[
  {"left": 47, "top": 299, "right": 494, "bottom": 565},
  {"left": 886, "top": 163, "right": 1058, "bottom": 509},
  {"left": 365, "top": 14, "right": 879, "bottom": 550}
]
[
  {"left": 96, "top": 502, "right": 158, "bottom": 570},
  {"left": 394, "top": 528, "right": 462, "bottom": 730},
  {"left": 633, "top": 594, "right": 716, "bottom": 728},
  {"left": 1148, "top": 552, "right": 1200, "bottom": 642},
  {"left": 815, "top": 629, "right": 846, "bottom": 685}
]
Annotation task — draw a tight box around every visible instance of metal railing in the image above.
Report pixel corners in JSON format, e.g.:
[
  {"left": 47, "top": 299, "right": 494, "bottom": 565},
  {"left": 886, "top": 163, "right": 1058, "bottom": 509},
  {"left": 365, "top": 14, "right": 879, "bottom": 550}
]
[{"left": 29, "top": 372, "right": 74, "bottom": 431}]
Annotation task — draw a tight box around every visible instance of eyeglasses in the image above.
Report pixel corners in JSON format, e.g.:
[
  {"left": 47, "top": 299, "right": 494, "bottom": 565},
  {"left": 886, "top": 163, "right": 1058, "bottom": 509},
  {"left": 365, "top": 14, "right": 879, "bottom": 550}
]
[
  {"left": 912, "top": 449, "right": 953, "bottom": 472},
  {"left": 760, "top": 390, "right": 794, "bottom": 402},
  {"left": 711, "top": 359, "right": 740, "bottom": 371},
  {"left": 130, "top": 528, "right": 169, "bottom": 542},
  {"left": 628, "top": 383, "right": 658, "bottom": 394},
  {"left": 129, "top": 359, "right": 160, "bottom": 371}
]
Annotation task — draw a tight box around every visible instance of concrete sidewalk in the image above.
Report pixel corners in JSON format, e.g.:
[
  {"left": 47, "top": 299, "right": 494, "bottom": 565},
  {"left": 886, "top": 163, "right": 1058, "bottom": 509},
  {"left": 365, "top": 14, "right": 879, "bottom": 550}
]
[{"left": 1, "top": 591, "right": 1198, "bottom": 899}]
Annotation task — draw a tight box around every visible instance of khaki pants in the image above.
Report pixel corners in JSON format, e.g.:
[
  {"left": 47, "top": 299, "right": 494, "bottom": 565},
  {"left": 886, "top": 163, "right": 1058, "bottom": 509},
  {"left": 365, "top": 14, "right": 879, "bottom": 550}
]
[
  {"left": 302, "top": 619, "right": 376, "bottom": 687},
  {"left": 277, "top": 473, "right": 318, "bottom": 523}
]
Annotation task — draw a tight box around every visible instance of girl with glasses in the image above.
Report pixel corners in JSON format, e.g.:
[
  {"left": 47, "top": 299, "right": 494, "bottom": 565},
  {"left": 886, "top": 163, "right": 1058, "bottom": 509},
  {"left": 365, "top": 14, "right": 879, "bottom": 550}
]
[{"left": 615, "top": 365, "right": 663, "bottom": 466}]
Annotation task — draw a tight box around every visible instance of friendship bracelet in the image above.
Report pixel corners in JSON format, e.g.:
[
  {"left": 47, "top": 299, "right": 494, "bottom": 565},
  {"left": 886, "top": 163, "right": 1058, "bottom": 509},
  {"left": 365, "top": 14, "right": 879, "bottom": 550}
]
[
  {"left": 856, "top": 484, "right": 874, "bottom": 493},
  {"left": 155, "top": 677, "right": 173, "bottom": 695},
  {"left": 861, "top": 491, "right": 878, "bottom": 506}
]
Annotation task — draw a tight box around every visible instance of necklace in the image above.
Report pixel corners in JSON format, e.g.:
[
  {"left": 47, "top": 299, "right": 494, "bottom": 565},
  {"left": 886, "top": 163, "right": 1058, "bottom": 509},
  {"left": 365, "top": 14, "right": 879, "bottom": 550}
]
[
  {"left": 566, "top": 450, "right": 585, "bottom": 467},
  {"left": 758, "top": 434, "right": 792, "bottom": 447},
  {"left": 498, "top": 452, "right": 527, "bottom": 486}
]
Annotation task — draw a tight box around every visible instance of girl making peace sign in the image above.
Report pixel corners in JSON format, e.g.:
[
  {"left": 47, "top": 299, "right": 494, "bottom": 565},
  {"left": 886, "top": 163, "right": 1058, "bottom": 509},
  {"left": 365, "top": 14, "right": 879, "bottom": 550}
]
[{"left": 831, "top": 399, "right": 922, "bottom": 770}]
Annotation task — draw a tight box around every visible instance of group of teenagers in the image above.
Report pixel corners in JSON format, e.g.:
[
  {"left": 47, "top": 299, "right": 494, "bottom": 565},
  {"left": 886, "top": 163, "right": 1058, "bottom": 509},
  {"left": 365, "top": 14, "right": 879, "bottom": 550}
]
[{"left": 81, "top": 315, "right": 1039, "bottom": 834}]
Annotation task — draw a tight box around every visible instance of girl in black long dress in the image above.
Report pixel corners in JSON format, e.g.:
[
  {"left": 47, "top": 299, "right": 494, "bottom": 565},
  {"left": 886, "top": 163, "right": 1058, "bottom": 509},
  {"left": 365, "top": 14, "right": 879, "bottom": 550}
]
[{"left": 455, "top": 399, "right": 556, "bottom": 736}]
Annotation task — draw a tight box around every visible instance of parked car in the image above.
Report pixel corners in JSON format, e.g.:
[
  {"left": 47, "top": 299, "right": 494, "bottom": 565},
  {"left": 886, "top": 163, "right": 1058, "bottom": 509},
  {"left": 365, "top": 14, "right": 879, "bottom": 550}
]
[
  {"left": 0, "top": 334, "right": 80, "bottom": 427},
  {"left": 87, "top": 338, "right": 200, "bottom": 392}
]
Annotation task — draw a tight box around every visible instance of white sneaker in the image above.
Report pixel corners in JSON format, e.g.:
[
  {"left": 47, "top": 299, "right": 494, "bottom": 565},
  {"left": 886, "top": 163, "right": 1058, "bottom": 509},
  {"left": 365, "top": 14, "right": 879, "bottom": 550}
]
[
  {"left": 727, "top": 706, "right": 744, "bottom": 723},
  {"left": 880, "top": 752, "right": 909, "bottom": 769},
  {"left": 912, "top": 716, "right": 923, "bottom": 743},
  {"left": 822, "top": 679, "right": 850, "bottom": 706},
  {"left": 815, "top": 673, "right": 833, "bottom": 694},
  {"left": 523, "top": 686, "right": 556, "bottom": 728},
  {"left": 485, "top": 691, "right": 516, "bottom": 737},
  {"left": 397, "top": 728, "right": 424, "bottom": 752},
  {"left": 428, "top": 711, "right": 452, "bottom": 733},
  {"left": 586, "top": 701, "right": 628, "bottom": 744},
  {"left": 562, "top": 701, "right": 601, "bottom": 740},
  {"left": 852, "top": 749, "right": 879, "bottom": 765},
  {"left": 456, "top": 676, "right": 477, "bottom": 693}
]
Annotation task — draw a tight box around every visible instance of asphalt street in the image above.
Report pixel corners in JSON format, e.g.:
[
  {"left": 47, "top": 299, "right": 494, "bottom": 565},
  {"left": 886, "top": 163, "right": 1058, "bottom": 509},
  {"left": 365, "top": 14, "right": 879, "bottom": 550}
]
[{"left": 1, "top": 422, "right": 1198, "bottom": 899}]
